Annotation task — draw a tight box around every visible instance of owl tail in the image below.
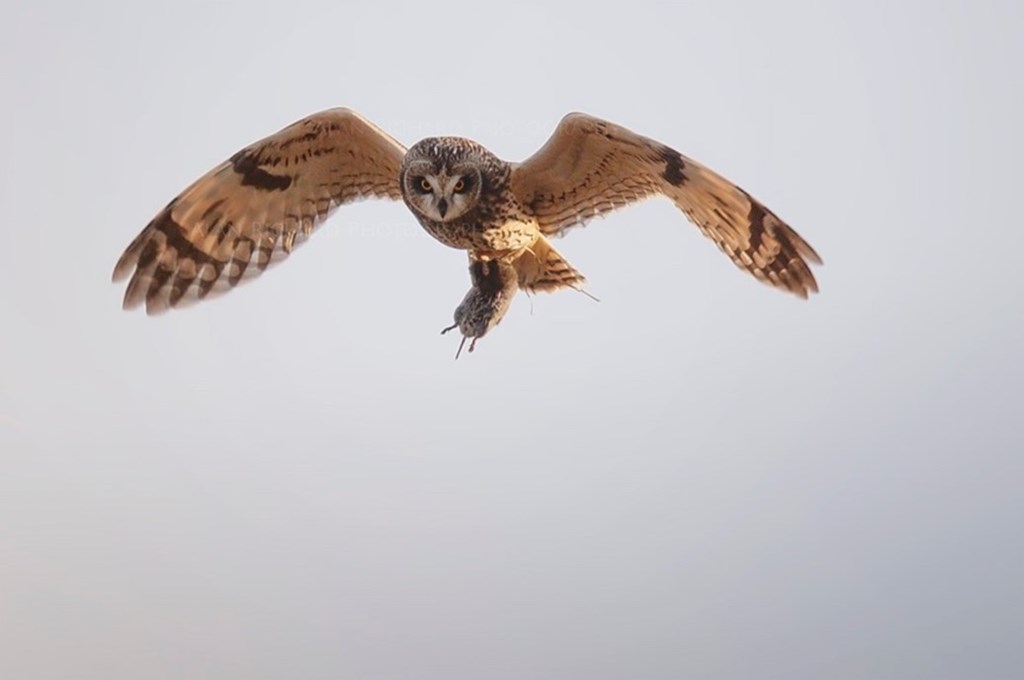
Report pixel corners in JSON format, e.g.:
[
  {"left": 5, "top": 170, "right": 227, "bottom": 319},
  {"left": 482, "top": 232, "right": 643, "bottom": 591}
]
[{"left": 514, "top": 235, "right": 591, "bottom": 296}]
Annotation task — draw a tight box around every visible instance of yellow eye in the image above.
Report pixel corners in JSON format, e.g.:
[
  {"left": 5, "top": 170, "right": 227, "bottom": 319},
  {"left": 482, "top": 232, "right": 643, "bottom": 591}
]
[
  {"left": 419, "top": 178, "right": 432, "bottom": 192},
  {"left": 454, "top": 179, "right": 466, "bottom": 192}
]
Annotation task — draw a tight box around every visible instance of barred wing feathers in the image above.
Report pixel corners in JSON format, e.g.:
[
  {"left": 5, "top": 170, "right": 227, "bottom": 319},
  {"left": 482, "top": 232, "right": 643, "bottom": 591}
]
[
  {"left": 511, "top": 113, "right": 821, "bottom": 298},
  {"left": 112, "top": 108, "right": 406, "bottom": 313}
]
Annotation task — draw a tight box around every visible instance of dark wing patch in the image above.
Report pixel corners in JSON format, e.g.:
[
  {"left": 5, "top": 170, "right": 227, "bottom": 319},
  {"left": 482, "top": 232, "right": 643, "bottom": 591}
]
[
  {"left": 658, "top": 145, "right": 687, "bottom": 187},
  {"left": 230, "top": 149, "right": 293, "bottom": 191}
]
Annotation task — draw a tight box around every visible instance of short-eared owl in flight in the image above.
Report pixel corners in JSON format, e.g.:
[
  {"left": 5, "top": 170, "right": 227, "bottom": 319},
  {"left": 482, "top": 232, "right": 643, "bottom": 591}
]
[{"left": 113, "top": 109, "right": 821, "bottom": 355}]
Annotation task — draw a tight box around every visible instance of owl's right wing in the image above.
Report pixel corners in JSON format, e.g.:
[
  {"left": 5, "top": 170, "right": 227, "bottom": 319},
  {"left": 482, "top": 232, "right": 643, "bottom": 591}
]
[{"left": 112, "top": 108, "right": 407, "bottom": 314}]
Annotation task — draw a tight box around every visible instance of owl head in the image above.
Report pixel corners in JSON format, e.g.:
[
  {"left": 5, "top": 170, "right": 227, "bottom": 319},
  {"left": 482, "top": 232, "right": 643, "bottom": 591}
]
[{"left": 400, "top": 137, "right": 499, "bottom": 223}]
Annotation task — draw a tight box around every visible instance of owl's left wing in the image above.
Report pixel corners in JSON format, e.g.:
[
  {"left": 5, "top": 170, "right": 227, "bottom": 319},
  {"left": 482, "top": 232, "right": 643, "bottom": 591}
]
[
  {"left": 510, "top": 113, "right": 821, "bottom": 298},
  {"left": 113, "top": 108, "right": 406, "bottom": 314}
]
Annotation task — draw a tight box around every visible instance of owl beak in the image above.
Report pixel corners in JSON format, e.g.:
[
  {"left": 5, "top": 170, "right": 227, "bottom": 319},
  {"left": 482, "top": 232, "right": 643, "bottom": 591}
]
[{"left": 436, "top": 198, "right": 448, "bottom": 218}]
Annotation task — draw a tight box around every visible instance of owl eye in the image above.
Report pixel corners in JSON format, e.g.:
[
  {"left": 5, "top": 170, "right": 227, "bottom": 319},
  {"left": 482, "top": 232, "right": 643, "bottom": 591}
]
[
  {"left": 418, "top": 178, "right": 432, "bottom": 193},
  {"left": 453, "top": 178, "right": 466, "bottom": 193}
]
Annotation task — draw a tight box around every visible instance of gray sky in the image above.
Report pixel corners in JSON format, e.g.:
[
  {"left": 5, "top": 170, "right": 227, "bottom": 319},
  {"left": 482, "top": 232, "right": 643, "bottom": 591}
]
[{"left": 2, "top": 1, "right": 1021, "bottom": 678}]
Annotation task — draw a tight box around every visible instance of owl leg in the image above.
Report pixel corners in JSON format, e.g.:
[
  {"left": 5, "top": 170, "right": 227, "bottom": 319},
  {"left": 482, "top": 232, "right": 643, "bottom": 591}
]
[{"left": 440, "top": 258, "right": 519, "bottom": 358}]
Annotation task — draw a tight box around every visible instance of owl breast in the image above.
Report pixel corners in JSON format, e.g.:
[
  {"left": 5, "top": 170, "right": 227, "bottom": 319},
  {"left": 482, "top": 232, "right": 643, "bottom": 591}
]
[{"left": 416, "top": 210, "right": 539, "bottom": 257}]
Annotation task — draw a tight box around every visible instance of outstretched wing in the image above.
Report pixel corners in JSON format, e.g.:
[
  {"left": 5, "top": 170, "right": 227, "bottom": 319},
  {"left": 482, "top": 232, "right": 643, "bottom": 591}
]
[
  {"left": 510, "top": 113, "right": 821, "bottom": 298},
  {"left": 112, "top": 108, "right": 406, "bottom": 314}
]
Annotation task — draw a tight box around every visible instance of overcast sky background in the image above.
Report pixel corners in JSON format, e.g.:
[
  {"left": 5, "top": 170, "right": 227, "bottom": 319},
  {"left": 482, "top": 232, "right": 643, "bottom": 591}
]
[{"left": 2, "top": 1, "right": 1021, "bottom": 678}]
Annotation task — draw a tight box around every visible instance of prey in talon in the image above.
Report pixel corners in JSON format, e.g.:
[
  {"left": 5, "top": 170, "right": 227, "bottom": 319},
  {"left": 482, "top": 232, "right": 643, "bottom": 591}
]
[
  {"left": 112, "top": 109, "right": 822, "bottom": 352},
  {"left": 441, "top": 259, "right": 519, "bottom": 358}
]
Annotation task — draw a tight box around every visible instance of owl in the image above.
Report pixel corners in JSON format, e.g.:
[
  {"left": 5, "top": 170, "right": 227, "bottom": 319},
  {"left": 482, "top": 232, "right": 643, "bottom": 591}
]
[{"left": 113, "top": 109, "right": 821, "bottom": 356}]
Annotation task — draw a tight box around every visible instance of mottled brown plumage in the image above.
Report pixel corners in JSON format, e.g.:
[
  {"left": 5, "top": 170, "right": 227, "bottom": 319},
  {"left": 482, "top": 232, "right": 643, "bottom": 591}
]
[
  {"left": 112, "top": 109, "right": 405, "bottom": 313},
  {"left": 512, "top": 114, "right": 820, "bottom": 297},
  {"left": 113, "top": 108, "right": 822, "bottom": 354}
]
